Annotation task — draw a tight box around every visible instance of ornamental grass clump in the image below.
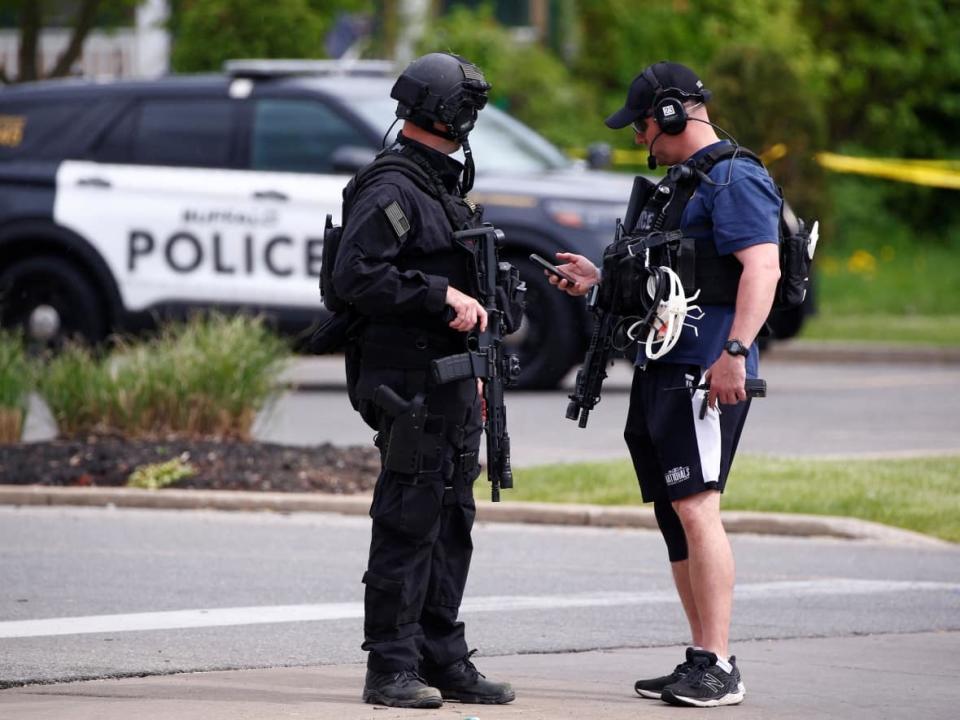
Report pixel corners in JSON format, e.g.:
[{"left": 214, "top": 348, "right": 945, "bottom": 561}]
[
  {"left": 39, "top": 314, "right": 290, "bottom": 440},
  {"left": 0, "top": 331, "right": 33, "bottom": 443},
  {"left": 37, "top": 343, "right": 115, "bottom": 436}
]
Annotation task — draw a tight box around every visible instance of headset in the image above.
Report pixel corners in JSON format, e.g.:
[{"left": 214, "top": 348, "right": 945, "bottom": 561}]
[
  {"left": 642, "top": 65, "right": 708, "bottom": 136},
  {"left": 641, "top": 65, "right": 742, "bottom": 184}
]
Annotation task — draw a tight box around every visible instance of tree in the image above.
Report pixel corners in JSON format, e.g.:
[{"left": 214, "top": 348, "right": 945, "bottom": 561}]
[
  {"left": 169, "top": 0, "right": 372, "bottom": 72},
  {"left": 797, "top": 0, "right": 960, "bottom": 238},
  {"left": 572, "top": 0, "right": 829, "bottom": 212},
  {"left": 0, "top": 0, "right": 138, "bottom": 84},
  {"left": 420, "top": 4, "right": 600, "bottom": 148}
]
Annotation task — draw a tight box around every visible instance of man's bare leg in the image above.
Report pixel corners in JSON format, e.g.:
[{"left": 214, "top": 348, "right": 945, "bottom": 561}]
[
  {"left": 672, "top": 490, "right": 733, "bottom": 658},
  {"left": 670, "top": 560, "right": 703, "bottom": 647}
]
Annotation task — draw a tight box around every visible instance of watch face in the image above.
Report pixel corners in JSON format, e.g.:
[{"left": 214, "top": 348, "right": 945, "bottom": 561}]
[{"left": 726, "top": 340, "right": 748, "bottom": 356}]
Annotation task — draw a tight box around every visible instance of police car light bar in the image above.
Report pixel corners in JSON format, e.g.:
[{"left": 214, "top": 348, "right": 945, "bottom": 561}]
[{"left": 223, "top": 59, "right": 396, "bottom": 79}]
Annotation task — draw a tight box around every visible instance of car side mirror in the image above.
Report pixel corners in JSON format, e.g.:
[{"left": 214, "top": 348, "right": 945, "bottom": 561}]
[
  {"left": 586, "top": 142, "right": 612, "bottom": 170},
  {"left": 331, "top": 146, "right": 376, "bottom": 174}
]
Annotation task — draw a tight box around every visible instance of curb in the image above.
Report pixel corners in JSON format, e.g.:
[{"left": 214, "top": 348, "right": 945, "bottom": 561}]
[
  {"left": 0, "top": 485, "right": 950, "bottom": 548},
  {"left": 763, "top": 339, "right": 960, "bottom": 365}
]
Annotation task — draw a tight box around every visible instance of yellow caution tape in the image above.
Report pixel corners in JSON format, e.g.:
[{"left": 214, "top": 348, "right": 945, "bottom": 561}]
[
  {"left": 815, "top": 152, "right": 960, "bottom": 189},
  {"left": 568, "top": 144, "right": 960, "bottom": 189},
  {"left": 568, "top": 143, "right": 791, "bottom": 167}
]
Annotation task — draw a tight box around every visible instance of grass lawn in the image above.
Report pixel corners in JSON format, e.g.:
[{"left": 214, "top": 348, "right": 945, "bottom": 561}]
[
  {"left": 799, "top": 314, "right": 960, "bottom": 346},
  {"left": 507, "top": 454, "right": 960, "bottom": 543},
  {"left": 802, "top": 244, "right": 960, "bottom": 346}
]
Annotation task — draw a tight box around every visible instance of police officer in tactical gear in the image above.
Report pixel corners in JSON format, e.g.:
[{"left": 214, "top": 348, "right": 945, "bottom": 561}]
[
  {"left": 332, "top": 52, "right": 515, "bottom": 709},
  {"left": 548, "top": 62, "right": 782, "bottom": 708}
]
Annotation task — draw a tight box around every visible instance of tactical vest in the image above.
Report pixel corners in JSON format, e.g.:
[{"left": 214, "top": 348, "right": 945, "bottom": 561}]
[
  {"left": 632, "top": 146, "right": 773, "bottom": 306},
  {"left": 320, "top": 143, "right": 483, "bottom": 316}
]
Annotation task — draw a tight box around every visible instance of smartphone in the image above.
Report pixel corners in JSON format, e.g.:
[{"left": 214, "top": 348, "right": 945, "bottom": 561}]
[{"left": 529, "top": 253, "right": 577, "bottom": 284}]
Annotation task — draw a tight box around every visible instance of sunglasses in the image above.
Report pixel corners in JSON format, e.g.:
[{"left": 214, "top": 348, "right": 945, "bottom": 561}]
[{"left": 631, "top": 117, "right": 649, "bottom": 134}]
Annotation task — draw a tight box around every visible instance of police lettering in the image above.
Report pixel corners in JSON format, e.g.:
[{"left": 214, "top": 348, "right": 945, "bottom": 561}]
[{"left": 128, "top": 229, "right": 325, "bottom": 278}]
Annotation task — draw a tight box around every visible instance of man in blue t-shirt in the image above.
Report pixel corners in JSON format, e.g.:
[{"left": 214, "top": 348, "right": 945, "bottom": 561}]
[{"left": 549, "top": 62, "right": 781, "bottom": 708}]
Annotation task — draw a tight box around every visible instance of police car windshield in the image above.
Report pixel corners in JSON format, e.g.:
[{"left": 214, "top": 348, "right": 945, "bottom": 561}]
[{"left": 353, "top": 97, "right": 571, "bottom": 173}]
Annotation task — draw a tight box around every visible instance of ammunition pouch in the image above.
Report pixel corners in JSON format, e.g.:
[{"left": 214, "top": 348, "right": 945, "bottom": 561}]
[
  {"left": 599, "top": 230, "right": 685, "bottom": 316},
  {"left": 495, "top": 261, "right": 526, "bottom": 334},
  {"left": 320, "top": 215, "right": 346, "bottom": 313},
  {"left": 454, "top": 449, "right": 480, "bottom": 484}
]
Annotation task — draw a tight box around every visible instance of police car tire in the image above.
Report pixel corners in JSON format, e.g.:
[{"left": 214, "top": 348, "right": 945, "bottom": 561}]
[
  {"left": 509, "top": 256, "right": 584, "bottom": 390},
  {"left": 0, "top": 255, "right": 106, "bottom": 347}
]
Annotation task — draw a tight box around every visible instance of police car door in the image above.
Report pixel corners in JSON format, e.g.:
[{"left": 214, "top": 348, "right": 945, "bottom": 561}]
[{"left": 53, "top": 92, "right": 350, "bottom": 317}]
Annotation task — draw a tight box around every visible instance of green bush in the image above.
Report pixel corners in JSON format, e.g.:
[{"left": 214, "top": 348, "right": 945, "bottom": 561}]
[
  {"left": 38, "top": 314, "right": 290, "bottom": 440},
  {"left": 0, "top": 331, "right": 32, "bottom": 443}
]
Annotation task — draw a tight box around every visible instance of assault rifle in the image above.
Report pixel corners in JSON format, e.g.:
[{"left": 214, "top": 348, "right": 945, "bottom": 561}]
[
  {"left": 431, "top": 225, "right": 523, "bottom": 502},
  {"left": 565, "top": 285, "right": 616, "bottom": 428},
  {"left": 566, "top": 176, "right": 652, "bottom": 428}
]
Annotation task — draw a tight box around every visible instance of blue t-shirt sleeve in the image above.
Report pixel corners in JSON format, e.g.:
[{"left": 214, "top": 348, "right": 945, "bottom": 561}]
[{"left": 710, "top": 164, "right": 781, "bottom": 254}]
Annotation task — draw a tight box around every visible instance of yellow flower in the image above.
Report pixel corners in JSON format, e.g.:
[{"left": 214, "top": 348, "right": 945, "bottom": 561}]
[{"left": 847, "top": 249, "right": 877, "bottom": 275}]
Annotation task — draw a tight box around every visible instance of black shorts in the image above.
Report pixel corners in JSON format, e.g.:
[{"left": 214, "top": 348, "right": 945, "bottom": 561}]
[{"left": 623, "top": 362, "right": 751, "bottom": 503}]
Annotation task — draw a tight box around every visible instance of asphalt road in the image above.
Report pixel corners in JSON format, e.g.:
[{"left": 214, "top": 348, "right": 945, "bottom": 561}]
[
  {"left": 246, "top": 358, "right": 960, "bottom": 465},
  {"left": 2, "top": 505, "right": 958, "bottom": 687}
]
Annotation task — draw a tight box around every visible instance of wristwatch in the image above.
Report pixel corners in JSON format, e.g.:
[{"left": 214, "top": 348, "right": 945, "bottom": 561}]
[{"left": 723, "top": 338, "right": 750, "bottom": 358}]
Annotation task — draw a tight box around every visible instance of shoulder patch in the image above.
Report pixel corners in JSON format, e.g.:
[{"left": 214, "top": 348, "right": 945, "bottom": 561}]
[{"left": 382, "top": 200, "right": 411, "bottom": 238}]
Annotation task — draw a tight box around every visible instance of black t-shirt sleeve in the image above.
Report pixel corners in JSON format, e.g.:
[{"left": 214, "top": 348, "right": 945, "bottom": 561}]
[{"left": 331, "top": 181, "right": 448, "bottom": 315}]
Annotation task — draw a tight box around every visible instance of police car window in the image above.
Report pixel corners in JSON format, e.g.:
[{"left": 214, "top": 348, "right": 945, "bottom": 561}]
[
  {"left": 93, "top": 104, "right": 137, "bottom": 163},
  {"left": 0, "top": 100, "right": 89, "bottom": 160},
  {"left": 132, "top": 99, "right": 235, "bottom": 168},
  {"left": 351, "top": 97, "right": 571, "bottom": 174},
  {"left": 251, "top": 99, "right": 370, "bottom": 173}
]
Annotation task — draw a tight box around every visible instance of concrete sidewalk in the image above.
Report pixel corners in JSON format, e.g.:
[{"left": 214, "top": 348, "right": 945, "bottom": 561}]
[{"left": 2, "top": 631, "right": 957, "bottom": 719}]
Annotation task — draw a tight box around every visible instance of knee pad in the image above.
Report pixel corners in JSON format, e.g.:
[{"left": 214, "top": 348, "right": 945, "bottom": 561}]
[{"left": 654, "top": 500, "right": 688, "bottom": 562}]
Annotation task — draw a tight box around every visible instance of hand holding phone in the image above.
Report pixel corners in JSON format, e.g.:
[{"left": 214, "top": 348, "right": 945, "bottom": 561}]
[{"left": 529, "top": 253, "right": 577, "bottom": 284}]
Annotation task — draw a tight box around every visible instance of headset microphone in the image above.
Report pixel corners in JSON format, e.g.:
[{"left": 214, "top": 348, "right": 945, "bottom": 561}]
[{"left": 647, "top": 130, "right": 664, "bottom": 170}]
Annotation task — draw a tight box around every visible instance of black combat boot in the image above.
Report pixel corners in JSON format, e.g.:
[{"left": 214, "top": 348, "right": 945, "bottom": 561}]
[
  {"left": 423, "top": 650, "right": 516, "bottom": 704},
  {"left": 362, "top": 668, "right": 443, "bottom": 708}
]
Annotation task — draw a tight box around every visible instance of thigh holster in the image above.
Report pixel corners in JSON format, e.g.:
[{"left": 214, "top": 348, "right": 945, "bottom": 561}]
[{"left": 374, "top": 385, "right": 446, "bottom": 475}]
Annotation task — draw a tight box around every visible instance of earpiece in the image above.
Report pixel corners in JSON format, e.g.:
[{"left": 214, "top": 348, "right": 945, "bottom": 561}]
[{"left": 643, "top": 67, "right": 694, "bottom": 136}]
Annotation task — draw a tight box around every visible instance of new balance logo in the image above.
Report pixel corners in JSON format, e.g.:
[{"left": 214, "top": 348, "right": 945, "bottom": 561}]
[{"left": 701, "top": 673, "right": 724, "bottom": 693}]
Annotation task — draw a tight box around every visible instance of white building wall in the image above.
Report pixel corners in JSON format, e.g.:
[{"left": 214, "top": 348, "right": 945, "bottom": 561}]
[{"left": 0, "top": 0, "right": 169, "bottom": 81}]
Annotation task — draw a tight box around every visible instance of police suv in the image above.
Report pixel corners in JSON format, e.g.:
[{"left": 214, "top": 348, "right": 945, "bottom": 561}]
[{"left": 0, "top": 60, "right": 804, "bottom": 388}]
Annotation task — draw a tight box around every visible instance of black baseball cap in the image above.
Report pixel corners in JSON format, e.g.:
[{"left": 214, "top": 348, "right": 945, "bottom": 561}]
[{"left": 605, "top": 61, "right": 711, "bottom": 129}]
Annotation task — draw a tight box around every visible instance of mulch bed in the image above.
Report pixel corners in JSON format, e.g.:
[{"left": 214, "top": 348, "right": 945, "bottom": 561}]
[{"left": 0, "top": 435, "right": 380, "bottom": 494}]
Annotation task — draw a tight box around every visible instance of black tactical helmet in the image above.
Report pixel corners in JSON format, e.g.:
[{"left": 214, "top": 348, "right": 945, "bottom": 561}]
[{"left": 391, "top": 52, "right": 491, "bottom": 142}]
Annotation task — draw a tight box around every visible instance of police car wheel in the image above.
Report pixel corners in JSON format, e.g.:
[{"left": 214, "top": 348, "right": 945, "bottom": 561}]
[
  {"left": 0, "top": 256, "right": 106, "bottom": 349},
  {"left": 507, "top": 256, "right": 584, "bottom": 390}
]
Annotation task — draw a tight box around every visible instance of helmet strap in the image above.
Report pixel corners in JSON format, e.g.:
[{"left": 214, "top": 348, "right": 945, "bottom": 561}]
[
  {"left": 460, "top": 137, "right": 476, "bottom": 195},
  {"left": 409, "top": 112, "right": 459, "bottom": 141}
]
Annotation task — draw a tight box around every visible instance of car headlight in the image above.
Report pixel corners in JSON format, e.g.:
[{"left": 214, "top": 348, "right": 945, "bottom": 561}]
[{"left": 543, "top": 199, "right": 626, "bottom": 232}]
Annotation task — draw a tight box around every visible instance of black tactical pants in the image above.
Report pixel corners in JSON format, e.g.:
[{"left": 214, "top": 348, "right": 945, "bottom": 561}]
[{"left": 357, "top": 367, "right": 483, "bottom": 673}]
